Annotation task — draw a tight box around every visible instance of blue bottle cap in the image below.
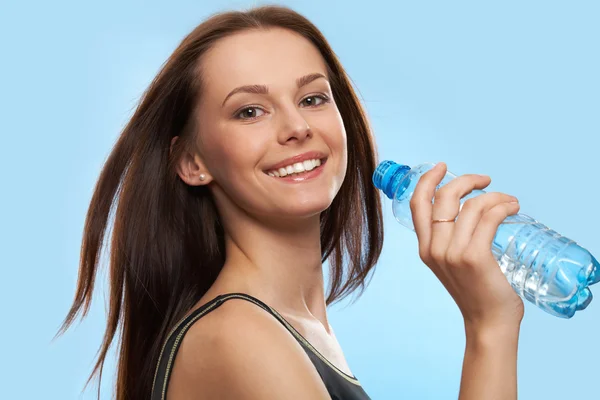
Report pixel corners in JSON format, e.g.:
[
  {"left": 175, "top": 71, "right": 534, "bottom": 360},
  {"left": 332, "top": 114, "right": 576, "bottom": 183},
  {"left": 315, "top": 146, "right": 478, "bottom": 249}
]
[{"left": 372, "top": 160, "right": 411, "bottom": 199}]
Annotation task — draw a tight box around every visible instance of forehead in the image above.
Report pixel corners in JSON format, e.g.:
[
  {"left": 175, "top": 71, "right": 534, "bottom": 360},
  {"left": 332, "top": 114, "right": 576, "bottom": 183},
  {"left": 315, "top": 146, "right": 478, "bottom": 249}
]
[{"left": 200, "top": 28, "right": 328, "bottom": 93}]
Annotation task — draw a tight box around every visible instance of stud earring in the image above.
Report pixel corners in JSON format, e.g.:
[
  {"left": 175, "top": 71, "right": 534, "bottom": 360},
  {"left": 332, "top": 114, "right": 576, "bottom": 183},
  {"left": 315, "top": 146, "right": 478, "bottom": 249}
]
[{"left": 199, "top": 173, "right": 206, "bottom": 181}]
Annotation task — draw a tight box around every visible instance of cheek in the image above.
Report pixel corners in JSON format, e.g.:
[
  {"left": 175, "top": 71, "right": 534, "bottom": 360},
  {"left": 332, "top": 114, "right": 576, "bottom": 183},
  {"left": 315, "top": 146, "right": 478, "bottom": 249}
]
[
  {"left": 204, "top": 140, "right": 264, "bottom": 210},
  {"left": 204, "top": 125, "right": 266, "bottom": 170},
  {"left": 209, "top": 145, "right": 255, "bottom": 183},
  {"left": 202, "top": 129, "right": 271, "bottom": 199},
  {"left": 321, "top": 113, "right": 347, "bottom": 166},
  {"left": 327, "top": 116, "right": 348, "bottom": 186}
]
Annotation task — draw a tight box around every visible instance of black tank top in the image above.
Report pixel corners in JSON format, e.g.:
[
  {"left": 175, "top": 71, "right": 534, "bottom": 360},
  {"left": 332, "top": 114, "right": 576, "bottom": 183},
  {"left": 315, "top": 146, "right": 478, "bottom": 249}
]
[{"left": 151, "top": 293, "right": 371, "bottom": 400}]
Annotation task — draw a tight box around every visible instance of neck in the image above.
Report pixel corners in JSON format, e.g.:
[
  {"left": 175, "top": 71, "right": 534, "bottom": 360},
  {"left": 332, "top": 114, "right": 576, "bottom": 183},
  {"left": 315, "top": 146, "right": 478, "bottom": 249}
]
[{"left": 216, "top": 210, "right": 329, "bottom": 328}]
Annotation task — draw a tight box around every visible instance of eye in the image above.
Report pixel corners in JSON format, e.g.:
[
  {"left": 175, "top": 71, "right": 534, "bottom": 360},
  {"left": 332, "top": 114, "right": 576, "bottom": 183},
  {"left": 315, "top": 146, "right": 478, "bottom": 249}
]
[
  {"left": 300, "top": 94, "right": 329, "bottom": 108},
  {"left": 236, "top": 107, "right": 265, "bottom": 120}
]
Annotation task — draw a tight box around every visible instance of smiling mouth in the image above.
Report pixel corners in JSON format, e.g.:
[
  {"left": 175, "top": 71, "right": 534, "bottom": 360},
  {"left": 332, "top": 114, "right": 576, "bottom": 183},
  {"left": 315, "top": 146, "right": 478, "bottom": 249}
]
[{"left": 264, "top": 157, "right": 327, "bottom": 178}]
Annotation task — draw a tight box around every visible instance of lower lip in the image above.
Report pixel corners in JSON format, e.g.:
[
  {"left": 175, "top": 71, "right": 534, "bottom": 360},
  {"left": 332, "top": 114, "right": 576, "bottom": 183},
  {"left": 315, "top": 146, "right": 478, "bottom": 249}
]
[{"left": 265, "top": 159, "right": 327, "bottom": 183}]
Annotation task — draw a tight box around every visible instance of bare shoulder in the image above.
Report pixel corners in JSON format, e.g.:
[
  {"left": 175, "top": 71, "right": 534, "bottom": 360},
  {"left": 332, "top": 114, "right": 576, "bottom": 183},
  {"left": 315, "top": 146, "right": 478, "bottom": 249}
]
[{"left": 166, "top": 297, "right": 330, "bottom": 400}]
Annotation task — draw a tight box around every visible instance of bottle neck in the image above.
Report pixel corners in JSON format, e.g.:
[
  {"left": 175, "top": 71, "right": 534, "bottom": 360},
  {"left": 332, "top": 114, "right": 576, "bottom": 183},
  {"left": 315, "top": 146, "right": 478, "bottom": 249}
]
[{"left": 372, "top": 160, "right": 411, "bottom": 199}]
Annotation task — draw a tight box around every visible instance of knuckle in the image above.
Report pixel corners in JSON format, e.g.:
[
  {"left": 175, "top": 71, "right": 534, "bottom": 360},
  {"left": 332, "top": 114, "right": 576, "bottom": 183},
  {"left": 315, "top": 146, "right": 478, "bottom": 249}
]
[
  {"left": 409, "top": 198, "right": 421, "bottom": 214},
  {"left": 409, "top": 195, "right": 419, "bottom": 209},
  {"left": 445, "top": 249, "right": 462, "bottom": 266},
  {"left": 462, "top": 197, "right": 478, "bottom": 210},
  {"left": 430, "top": 247, "right": 446, "bottom": 264},
  {"left": 480, "top": 208, "right": 504, "bottom": 226},
  {"left": 462, "top": 249, "right": 481, "bottom": 266},
  {"left": 489, "top": 204, "right": 509, "bottom": 218},
  {"left": 434, "top": 187, "right": 453, "bottom": 202},
  {"left": 463, "top": 174, "right": 486, "bottom": 185},
  {"left": 461, "top": 193, "right": 496, "bottom": 211},
  {"left": 435, "top": 174, "right": 485, "bottom": 202},
  {"left": 418, "top": 247, "right": 431, "bottom": 264},
  {"left": 463, "top": 193, "right": 519, "bottom": 218}
]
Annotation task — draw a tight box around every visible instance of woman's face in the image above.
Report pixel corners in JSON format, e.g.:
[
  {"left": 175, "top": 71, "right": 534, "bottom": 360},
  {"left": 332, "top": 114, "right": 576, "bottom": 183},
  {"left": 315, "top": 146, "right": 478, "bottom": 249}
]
[{"left": 194, "top": 27, "right": 347, "bottom": 221}]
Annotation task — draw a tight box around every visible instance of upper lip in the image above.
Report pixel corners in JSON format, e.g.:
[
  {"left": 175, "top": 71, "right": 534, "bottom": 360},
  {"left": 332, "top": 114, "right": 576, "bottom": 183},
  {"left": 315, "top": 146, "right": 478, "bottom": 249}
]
[{"left": 265, "top": 150, "right": 327, "bottom": 172}]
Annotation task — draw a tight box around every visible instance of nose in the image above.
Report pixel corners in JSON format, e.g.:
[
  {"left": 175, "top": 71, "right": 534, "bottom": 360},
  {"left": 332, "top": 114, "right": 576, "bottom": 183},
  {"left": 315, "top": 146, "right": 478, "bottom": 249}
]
[{"left": 277, "top": 106, "right": 312, "bottom": 144}]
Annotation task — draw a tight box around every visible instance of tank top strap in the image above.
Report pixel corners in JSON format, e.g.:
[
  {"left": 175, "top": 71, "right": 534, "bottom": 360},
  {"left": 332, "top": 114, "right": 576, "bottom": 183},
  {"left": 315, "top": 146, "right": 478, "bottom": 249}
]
[
  {"left": 151, "top": 293, "right": 295, "bottom": 400},
  {"left": 151, "top": 292, "right": 362, "bottom": 400}
]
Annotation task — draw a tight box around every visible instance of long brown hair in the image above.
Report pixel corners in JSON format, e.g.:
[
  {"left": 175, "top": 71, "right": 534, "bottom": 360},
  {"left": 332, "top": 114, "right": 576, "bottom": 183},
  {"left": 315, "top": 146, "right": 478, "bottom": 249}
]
[{"left": 56, "top": 5, "right": 383, "bottom": 400}]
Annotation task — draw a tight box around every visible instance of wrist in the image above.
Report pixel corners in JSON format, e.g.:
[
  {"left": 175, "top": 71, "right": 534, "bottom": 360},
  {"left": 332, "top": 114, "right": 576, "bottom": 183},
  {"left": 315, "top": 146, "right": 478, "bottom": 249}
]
[
  {"left": 464, "top": 321, "right": 521, "bottom": 347},
  {"left": 459, "top": 323, "right": 520, "bottom": 400}
]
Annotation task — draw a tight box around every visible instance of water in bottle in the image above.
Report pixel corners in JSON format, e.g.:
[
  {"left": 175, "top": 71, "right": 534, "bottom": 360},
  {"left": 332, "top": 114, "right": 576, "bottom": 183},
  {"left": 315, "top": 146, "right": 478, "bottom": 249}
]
[{"left": 373, "top": 160, "right": 600, "bottom": 319}]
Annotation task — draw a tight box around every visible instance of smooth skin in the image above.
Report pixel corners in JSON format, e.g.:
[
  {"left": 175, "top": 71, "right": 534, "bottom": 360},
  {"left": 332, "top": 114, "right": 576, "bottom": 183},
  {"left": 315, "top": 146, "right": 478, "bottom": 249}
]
[{"left": 168, "top": 27, "right": 523, "bottom": 399}]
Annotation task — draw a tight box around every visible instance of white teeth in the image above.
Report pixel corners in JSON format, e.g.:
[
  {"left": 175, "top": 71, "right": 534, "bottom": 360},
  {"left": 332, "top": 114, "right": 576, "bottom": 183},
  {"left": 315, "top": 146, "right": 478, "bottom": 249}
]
[
  {"left": 303, "top": 160, "right": 315, "bottom": 171},
  {"left": 266, "top": 158, "right": 324, "bottom": 177}
]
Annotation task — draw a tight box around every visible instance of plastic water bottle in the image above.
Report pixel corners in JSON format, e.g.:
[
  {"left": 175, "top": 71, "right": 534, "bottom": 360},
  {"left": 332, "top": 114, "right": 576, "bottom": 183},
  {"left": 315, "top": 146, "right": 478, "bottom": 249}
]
[{"left": 373, "top": 160, "right": 600, "bottom": 319}]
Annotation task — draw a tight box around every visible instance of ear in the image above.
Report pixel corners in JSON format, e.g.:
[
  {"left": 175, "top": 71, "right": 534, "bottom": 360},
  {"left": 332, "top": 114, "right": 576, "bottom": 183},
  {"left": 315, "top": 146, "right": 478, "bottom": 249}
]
[{"left": 170, "top": 136, "right": 213, "bottom": 186}]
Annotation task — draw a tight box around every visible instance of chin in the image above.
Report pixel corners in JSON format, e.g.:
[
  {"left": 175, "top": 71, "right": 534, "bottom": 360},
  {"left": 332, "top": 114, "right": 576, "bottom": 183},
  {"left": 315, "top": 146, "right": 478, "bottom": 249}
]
[
  {"left": 289, "top": 202, "right": 332, "bottom": 218},
  {"left": 277, "top": 196, "right": 334, "bottom": 219}
]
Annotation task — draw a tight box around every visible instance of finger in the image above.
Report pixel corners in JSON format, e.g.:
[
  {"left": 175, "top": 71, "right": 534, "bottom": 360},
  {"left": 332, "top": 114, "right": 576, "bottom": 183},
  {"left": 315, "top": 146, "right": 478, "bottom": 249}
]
[
  {"left": 468, "top": 201, "right": 521, "bottom": 260},
  {"left": 429, "top": 173, "right": 493, "bottom": 265},
  {"left": 448, "top": 192, "right": 519, "bottom": 255},
  {"left": 410, "top": 162, "right": 448, "bottom": 259}
]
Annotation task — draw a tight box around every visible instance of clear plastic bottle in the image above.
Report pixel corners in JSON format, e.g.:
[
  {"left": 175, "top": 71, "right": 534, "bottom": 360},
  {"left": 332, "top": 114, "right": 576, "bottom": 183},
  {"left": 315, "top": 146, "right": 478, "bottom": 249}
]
[{"left": 373, "top": 160, "right": 600, "bottom": 318}]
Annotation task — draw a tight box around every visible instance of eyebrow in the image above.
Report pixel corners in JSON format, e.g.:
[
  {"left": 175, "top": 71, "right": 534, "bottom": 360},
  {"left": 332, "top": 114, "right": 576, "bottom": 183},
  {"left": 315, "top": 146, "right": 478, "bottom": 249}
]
[{"left": 221, "top": 72, "right": 328, "bottom": 107}]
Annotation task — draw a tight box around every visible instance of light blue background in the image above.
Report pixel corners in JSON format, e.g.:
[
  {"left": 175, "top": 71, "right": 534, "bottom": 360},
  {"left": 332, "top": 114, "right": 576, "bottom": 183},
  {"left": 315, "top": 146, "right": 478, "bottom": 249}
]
[{"left": 1, "top": 0, "right": 598, "bottom": 399}]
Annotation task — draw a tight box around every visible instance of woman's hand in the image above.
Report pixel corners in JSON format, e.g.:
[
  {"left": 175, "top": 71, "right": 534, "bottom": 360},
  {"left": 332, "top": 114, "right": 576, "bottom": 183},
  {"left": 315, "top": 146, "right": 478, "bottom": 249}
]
[{"left": 410, "top": 162, "right": 525, "bottom": 334}]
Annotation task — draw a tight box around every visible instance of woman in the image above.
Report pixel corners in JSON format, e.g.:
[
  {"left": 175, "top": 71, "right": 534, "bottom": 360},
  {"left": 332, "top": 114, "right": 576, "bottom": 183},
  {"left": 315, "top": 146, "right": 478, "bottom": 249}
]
[{"left": 57, "top": 5, "right": 524, "bottom": 399}]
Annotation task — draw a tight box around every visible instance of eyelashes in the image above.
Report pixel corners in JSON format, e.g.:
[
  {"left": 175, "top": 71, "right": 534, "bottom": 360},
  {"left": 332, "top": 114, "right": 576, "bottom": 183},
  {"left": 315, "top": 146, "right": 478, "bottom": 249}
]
[
  {"left": 236, "top": 107, "right": 265, "bottom": 120},
  {"left": 299, "top": 94, "right": 329, "bottom": 108},
  {"left": 233, "top": 94, "right": 331, "bottom": 121}
]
